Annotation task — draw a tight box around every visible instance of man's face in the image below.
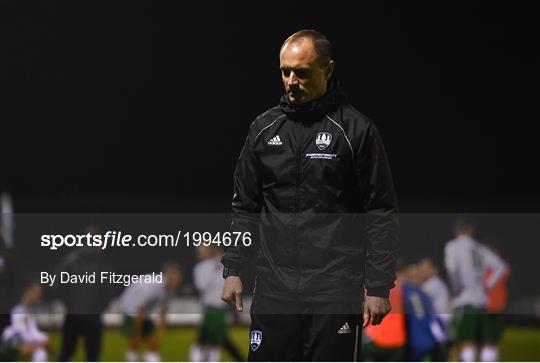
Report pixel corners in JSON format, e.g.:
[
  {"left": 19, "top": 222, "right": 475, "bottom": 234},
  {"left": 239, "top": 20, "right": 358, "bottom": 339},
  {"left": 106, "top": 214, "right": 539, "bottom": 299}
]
[
  {"left": 280, "top": 39, "right": 334, "bottom": 104},
  {"left": 418, "top": 259, "right": 435, "bottom": 281},
  {"left": 454, "top": 226, "right": 475, "bottom": 238},
  {"left": 26, "top": 283, "right": 43, "bottom": 304},
  {"left": 165, "top": 268, "right": 182, "bottom": 290},
  {"left": 405, "top": 264, "right": 423, "bottom": 285},
  {"left": 196, "top": 245, "right": 211, "bottom": 260}
]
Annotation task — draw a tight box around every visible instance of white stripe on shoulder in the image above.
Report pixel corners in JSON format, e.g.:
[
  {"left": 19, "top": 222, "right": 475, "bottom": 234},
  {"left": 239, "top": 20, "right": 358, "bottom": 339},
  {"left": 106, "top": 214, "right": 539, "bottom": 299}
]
[
  {"left": 254, "top": 114, "right": 286, "bottom": 142},
  {"left": 325, "top": 114, "right": 354, "bottom": 159}
]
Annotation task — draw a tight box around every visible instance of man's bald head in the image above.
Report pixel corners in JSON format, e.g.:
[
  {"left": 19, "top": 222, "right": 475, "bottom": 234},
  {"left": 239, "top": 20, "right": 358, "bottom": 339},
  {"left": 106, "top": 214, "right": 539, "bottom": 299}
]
[
  {"left": 279, "top": 30, "right": 335, "bottom": 104},
  {"left": 280, "top": 30, "right": 333, "bottom": 66}
]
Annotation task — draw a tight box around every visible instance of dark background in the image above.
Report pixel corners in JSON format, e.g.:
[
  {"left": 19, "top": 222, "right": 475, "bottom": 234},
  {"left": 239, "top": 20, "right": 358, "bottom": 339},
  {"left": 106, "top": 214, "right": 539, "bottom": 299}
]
[
  {"left": 1, "top": 1, "right": 539, "bottom": 212},
  {"left": 0, "top": 1, "right": 539, "bottom": 305}
]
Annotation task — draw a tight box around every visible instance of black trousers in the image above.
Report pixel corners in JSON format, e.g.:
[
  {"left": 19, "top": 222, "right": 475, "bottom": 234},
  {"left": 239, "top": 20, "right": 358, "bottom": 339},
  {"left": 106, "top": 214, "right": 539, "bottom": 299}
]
[
  {"left": 248, "top": 295, "right": 363, "bottom": 362},
  {"left": 58, "top": 314, "right": 103, "bottom": 362}
]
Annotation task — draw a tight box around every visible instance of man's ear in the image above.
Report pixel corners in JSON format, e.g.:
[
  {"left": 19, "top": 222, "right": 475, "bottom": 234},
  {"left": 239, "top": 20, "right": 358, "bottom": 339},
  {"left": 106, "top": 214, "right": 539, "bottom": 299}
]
[{"left": 326, "top": 60, "right": 335, "bottom": 80}]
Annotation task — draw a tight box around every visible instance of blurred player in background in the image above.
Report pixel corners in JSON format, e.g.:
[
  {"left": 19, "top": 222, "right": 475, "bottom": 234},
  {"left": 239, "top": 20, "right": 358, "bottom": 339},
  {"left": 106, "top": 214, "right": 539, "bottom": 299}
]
[
  {"left": 56, "top": 225, "right": 115, "bottom": 362},
  {"left": 0, "top": 190, "right": 16, "bottom": 336},
  {"left": 482, "top": 243, "right": 511, "bottom": 362},
  {"left": 0, "top": 191, "right": 15, "bottom": 250},
  {"left": 0, "top": 281, "right": 50, "bottom": 362},
  {"left": 119, "top": 263, "right": 182, "bottom": 362},
  {"left": 0, "top": 240, "right": 10, "bottom": 337},
  {"left": 417, "top": 256, "right": 451, "bottom": 360},
  {"left": 402, "top": 261, "right": 448, "bottom": 361},
  {"left": 189, "top": 245, "right": 243, "bottom": 362},
  {"left": 418, "top": 257, "right": 451, "bottom": 326},
  {"left": 445, "top": 217, "right": 507, "bottom": 362}
]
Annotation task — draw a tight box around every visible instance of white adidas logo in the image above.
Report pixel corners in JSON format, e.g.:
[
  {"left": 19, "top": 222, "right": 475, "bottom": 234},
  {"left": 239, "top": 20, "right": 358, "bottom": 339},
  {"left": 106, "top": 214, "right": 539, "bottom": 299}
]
[
  {"left": 268, "top": 135, "right": 282, "bottom": 145},
  {"left": 338, "top": 322, "right": 351, "bottom": 334}
]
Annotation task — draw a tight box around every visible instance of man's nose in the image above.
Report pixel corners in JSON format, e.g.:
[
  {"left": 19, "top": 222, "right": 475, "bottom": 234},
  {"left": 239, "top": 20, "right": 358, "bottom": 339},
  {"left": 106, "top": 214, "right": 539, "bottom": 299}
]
[{"left": 287, "top": 72, "right": 298, "bottom": 86}]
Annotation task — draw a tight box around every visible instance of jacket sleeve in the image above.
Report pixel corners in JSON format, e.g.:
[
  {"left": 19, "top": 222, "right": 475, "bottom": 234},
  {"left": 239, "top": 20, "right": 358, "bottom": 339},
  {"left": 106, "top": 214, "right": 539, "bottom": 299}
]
[
  {"left": 221, "top": 123, "right": 262, "bottom": 276},
  {"left": 355, "top": 122, "right": 399, "bottom": 298}
]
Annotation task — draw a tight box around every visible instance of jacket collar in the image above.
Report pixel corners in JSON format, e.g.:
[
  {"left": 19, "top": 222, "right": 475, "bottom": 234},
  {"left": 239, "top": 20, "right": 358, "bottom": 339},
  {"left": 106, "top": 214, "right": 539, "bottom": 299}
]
[{"left": 279, "top": 78, "right": 348, "bottom": 116}]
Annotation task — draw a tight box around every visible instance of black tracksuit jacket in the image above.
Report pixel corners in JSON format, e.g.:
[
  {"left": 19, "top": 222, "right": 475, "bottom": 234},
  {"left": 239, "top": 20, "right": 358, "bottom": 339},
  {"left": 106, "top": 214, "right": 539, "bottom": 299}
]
[{"left": 222, "top": 81, "right": 399, "bottom": 303}]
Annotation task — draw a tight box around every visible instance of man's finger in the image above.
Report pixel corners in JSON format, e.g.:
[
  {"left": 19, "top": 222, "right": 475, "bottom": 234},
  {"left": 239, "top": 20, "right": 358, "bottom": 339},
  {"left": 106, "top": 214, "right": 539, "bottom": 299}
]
[
  {"left": 235, "top": 292, "right": 243, "bottom": 312},
  {"left": 363, "top": 307, "right": 371, "bottom": 328},
  {"left": 221, "top": 292, "right": 232, "bottom": 305},
  {"left": 223, "top": 292, "right": 236, "bottom": 309}
]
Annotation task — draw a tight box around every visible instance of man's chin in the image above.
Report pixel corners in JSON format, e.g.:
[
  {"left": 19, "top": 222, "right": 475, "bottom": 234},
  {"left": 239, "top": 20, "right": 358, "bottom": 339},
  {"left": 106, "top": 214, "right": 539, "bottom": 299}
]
[{"left": 288, "top": 94, "right": 307, "bottom": 104}]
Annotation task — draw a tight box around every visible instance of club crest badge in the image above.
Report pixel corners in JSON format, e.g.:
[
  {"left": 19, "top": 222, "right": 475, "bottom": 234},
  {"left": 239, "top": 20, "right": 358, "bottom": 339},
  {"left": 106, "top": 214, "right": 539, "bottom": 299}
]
[
  {"left": 315, "top": 132, "right": 332, "bottom": 150},
  {"left": 250, "top": 330, "right": 262, "bottom": 351}
]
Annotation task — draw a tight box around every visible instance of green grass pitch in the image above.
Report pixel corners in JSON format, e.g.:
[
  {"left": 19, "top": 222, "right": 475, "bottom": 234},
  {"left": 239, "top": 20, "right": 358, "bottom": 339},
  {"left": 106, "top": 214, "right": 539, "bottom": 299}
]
[{"left": 47, "top": 325, "right": 539, "bottom": 361}]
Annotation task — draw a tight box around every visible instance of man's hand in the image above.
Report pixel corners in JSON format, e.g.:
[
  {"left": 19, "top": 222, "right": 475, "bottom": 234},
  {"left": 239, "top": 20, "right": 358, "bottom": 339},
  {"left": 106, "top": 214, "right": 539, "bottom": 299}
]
[
  {"left": 363, "top": 295, "right": 391, "bottom": 327},
  {"left": 222, "top": 276, "right": 244, "bottom": 312}
]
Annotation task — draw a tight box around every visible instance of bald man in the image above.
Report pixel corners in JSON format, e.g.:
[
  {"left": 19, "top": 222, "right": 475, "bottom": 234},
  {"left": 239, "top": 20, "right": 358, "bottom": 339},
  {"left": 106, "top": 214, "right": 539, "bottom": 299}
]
[{"left": 222, "top": 30, "right": 399, "bottom": 361}]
